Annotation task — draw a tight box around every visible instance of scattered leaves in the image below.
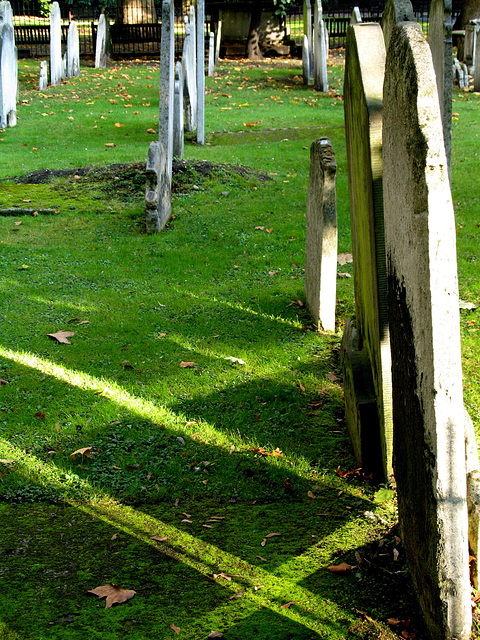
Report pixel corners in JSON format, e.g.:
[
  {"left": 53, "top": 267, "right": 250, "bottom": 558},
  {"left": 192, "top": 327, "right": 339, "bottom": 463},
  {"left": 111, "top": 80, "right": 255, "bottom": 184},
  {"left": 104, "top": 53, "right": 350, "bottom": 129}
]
[{"left": 88, "top": 583, "right": 136, "bottom": 609}]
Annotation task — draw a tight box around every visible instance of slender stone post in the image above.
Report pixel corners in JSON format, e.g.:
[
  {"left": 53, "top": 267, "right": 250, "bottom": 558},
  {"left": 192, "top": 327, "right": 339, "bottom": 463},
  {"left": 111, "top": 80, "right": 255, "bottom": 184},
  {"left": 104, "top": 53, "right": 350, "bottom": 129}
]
[
  {"left": 67, "top": 20, "right": 80, "bottom": 78},
  {"left": 39, "top": 60, "right": 48, "bottom": 90},
  {"left": 350, "top": 6, "right": 362, "bottom": 24},
  {"left": 208, "top": 31, "right": 214, "bottom": 76},
  {"left": 196, "top": 0, "right": 205, "bottom": 144},
  {"left": 145, "top": 141, "right": 171, "bottom": 232},
  {"left": 50, "top": 1, "right": 62, "bottom": 86},
  {"left": 0, "top": 1, "right": 17, "bottom": 128},
  {"left": 173, "top": 61, "right": 184, "bottom": 158},
  {"left": 303, "top": 0, "right": 313, "bottom": 83},
  {"left": 215, "top": 19, "right": 222, "bottom": 63},
  {"left": 95, "top": 13, "right": 109, "bottom": 69},
  {"left": 313, "top": 0, "right": 327, "bottom": 92},
  {"left": 158, "top": 0, "right": 174, "bottom": 183},
  {"left": 182, "top": 16, "right": 197, "bottom": 132},
  {"left": 475, "top": 30, "right": 480, "bottom": 91}
]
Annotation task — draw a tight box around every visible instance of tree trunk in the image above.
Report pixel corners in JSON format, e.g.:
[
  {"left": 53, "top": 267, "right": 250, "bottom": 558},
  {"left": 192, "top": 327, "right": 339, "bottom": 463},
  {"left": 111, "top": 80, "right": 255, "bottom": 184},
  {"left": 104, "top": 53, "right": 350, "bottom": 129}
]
[
  {"left": 246, "top": 4, "right": 263, "bottom": 59},
  {"left": 453, "top": 0, "right": 480, "bottom": 59},
  {"left": 116, "top": 0, "right": 157, "bottom": 25}
]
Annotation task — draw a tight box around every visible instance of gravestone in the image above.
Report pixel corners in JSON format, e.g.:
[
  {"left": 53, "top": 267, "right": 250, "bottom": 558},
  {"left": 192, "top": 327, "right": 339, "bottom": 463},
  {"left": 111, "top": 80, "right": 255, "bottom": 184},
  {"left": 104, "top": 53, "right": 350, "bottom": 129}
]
[
  {"left": 303, "top": 0, "right": 313, "bottom": 84},
  {"left": 350, "top": 6, "right": 362, "bottom": 25},
  {"left": 145, "top": 141, "right": 170, "bottom": 232},
  {"left": 383, "top": 21, "right": 471, "bottom": 640},
  {"left": 173, "top": 61, "right": 184, "bottom": 158},
  {"left": 61, "top": 51, "right": 67, "bottom": 80},
  {"left": 464, "top": 20, "right": 480, "bottom": 71},
  {"left": 475, "top": 30, "right": 480, "bottom": 91},
  {"left": 381, "top": 0, "right": 414, "bottom": 50},
  {"left": 95, "top": 13, "right": 109, "bottom": 69},
  {"left": 208, "top": 31, "right": 214, "bottom": 76},
  {"left": 67, "top": 20, "right": 80, "bottom": 78},
  {"left": 215, "top": 19, "right": 222, "bottom": 64},
  {"left": 158, "top": 0, "right": 174, "bottom": 184},
  {"left": 304, "top": 138, "right": 337, "bottom": 332},
  {"left": 428, "top": 0, "right": 452, "bottom": 179},
  {"left": 303, "top": 34, "right": 311, "bottom": 84},
  {"left": 313, "top": 0, "right": 327, "bottom": 92},
  {"left": 196, "top": 0, "right": 205, "bottom": 144},
  {"left": 39, "top": 59, "right": 47, "bottom": 90},
  {"left": 342, "top": 22, "right": 392, "bottom": 481},
  {"left": 50, "top": 1, "right": 62, "bottom": 86},
  {"left": 0, "top": 21, "right": 16, "bottom": 127},
  {"left": 182, "top": 17, "right": 197, "bottom": 132}
]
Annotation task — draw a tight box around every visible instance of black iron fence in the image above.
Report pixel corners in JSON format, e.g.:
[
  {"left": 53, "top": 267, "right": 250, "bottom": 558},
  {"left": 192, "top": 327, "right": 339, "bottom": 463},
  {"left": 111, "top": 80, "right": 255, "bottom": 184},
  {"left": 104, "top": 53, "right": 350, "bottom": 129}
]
[{"left": 11, "top": 0, "right": 464, "bottom": 58}]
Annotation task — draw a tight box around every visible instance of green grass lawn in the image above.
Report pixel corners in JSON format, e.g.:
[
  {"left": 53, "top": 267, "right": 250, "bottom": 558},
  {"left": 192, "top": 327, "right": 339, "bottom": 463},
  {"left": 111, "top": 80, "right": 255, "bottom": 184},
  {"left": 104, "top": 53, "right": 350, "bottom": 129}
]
[{"left": 0, "top": 53, "right": 479, "bottom": 640}]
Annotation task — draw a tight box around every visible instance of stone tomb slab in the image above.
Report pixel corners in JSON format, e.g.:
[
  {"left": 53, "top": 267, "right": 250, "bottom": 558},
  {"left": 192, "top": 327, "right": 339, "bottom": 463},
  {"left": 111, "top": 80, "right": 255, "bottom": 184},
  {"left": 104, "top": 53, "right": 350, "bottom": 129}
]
[
  {"left": 342, "top": 22, "right": 392, "bottom": 481},
  {"left": 383, "top": 21, "right": 471, "bottom": 640},
  {"left": 304, "top": 138, "right": 337, "bottom": 333}
]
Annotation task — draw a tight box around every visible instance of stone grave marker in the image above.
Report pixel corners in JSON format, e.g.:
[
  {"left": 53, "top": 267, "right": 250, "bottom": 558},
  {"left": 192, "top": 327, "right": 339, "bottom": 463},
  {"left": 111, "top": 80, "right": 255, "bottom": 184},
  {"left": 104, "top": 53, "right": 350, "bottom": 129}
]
[
  {"left": 50, "top": 1, "right": 62, "bottom": 86},
  {"left": 464, "top": 19, "right": 480, "bottom": 71},
  {"left": 313, "top": 0, "right": 327, "bottom": 92},
  {"left": 303, "top": 0, "right": 313, "bottom": 84},
  {"left": 0, "top": 20, "right": 16, "bottom": 127},
  {"left": 350, "top": 6, "right": 362, "bottom": 25},
  {"left": 342, "top": 22, "right": 392, "bottom": 481},
  {"left": 95, "top": 13, "right": 109, "bottom": 69},
  {"left": 173, "top": 61, "right": 184, "bottom": 158},
  {"left": 159, "top": 0, "right": 174, "bottom": 184},
  {"left": 381, "top": 0, "right": 414, "bottom": 50},
  {"left": 475, "top": 29, "right": 480, "bottom": 91},
  {"left": 182, "top": 16, "right": 197, "bottom": 132},
  {"left": 303, "top": 34, "right": 311, "bottom": 84},
  {"left": 196, "top": 0, "right": 205, "bottom": 145},
  {"left": 61, "top": 51, "right": 67, "bottom": 80},
  {"left": 39, "top": 59, "right": 47, "bottom": 90},
  {"left": 67, "top": 20, "right": 80, "bottom": 78},
  {"left": 428, "top": 0, "right": 452, "bottom": 179},
  {"left": 145, "top": 141, "right": 170, "bottom": 232},
  {"left": 208, "top": 31, "right": 214, "bottom": 76},
  {"left": 215, "top": 19, "right": 222, "bottom": 64},
  {"left": 304, "top": 138, "right": 337, "bottom": 332},
  {"left": 383, "top": 21, "right": 471, "bottom": 640}
]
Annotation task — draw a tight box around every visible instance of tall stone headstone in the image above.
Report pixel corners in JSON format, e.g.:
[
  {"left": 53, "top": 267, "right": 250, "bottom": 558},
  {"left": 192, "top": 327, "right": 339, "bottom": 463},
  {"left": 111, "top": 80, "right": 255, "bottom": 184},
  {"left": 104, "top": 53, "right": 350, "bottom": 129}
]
[
  {"left": 39, "top": 59, "right": 48, "bottom": 90},
  {"left": 304, "top": 138, "right": 337, "bottom": 332},
  {"left": 429, "top": 0, "right": 452, "bottom": 179},
  {"left": 67, "top": 20, "right": 80, "bottom": 78},
  {"left": 95, "top": 13, "right": 109, "bottom": 69},
  {"left": 0, "top": 21, "right": 16, "bottom": 127},
  {"left": 50, "top": 1, "right": 62, "bottom": 86},
  {"left": 464, "top": 20, "right": 480, "bottom": 71},
  {"left": 303, "top": 0, "right": 313, "bottom": 84},
  {"left": 145, "top": 141, "right": 171, "bottom": 233},
  {"left": 196, "top": 0, "right": 205, "bottom": 145},
  {"left": 215, "top": 19, "right": 222, "bottom": 64},
  {"left": 381, "top": 0, "right": 414, "bottom": 50},
  {"left": 350, "top": 6, "right": 362, "bottom": 25},
  {"left": 313, "top": 0, "right": 328, "bottom": 92},
  {"left": 182, "top": 16, "right": 197, "bottom": 132},
  {"left": 61, "top": 51, "right": 67, "bottom": 80},
  {"left": 302, "top": 34, "right": 311, "bottom": 84},
  {"left": 208, "top": 31, "right": 214, "bottom": 76},
  {"left": 342, "top": 22, "right": 392, "bottom": 481},
  {"left": 173, "top": 61, "right": 184, "bottom": 158},
  {"left": 383, "top": 22, "right": 471, "bottom": 640},
  {"left": 475, "top": 29, "right": 480, "bottom": 91},
  {"left": 158, "top": 0, "right": 174, "bottom": 183}
]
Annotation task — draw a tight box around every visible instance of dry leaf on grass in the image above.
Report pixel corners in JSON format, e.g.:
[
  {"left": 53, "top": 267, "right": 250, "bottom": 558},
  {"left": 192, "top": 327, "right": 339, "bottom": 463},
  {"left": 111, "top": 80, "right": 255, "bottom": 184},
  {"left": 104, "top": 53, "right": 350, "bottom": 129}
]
[
  {"left": 105, "top": 142, "right": 116, "bottom": 147},
  {"left": 180, "top": 361, "right": 195, "bottom": 368},
  {"left": 88, "top": 583, "right": 136, "bottom": 608},
  {"left": 48, "top": 330, "right": 75, "bottom": 344},
  {"left": 213, "top": 572, "right": 231, "bottom": 581},
  {"left": 307, "top": 491, "right": 316, "bottom": 499},
  {"left": 170, "top": 623, "right": 180, "bottom": 635},
  {"left": 229, "top": 592, "right": 243, "bottom": 599},
  {"left": 151, "top": 536, "right": 168, "bottom": 542},
  {"left": 280, "top": 601, "right": 295, "bottom": 609},
  {"left": 326, "top": 372, "right": 339, "bottom": 382},
  {"left": 70, "top": 447, "right": 92, "bottom": 459},
  {"left": 337, "top": 252, "right": 353, "bottom": 265},
  {"left": 265, "top": 532, "right": 282, "bottom": 538},
  {"left": 327, "top": 562, "right": 353, "bottom": 574}
]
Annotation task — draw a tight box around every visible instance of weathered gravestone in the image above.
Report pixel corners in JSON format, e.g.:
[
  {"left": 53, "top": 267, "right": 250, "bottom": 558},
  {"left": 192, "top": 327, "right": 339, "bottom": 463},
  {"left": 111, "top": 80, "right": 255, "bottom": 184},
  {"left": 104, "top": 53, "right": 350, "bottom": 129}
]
[
  {"left": 215, "top": 19, "right": 222, "bottom": 64},
  {"left": 304, "top": 138, "right": 337, "bottom": 332},
  {"left": 61, "top": 51, "right": 67, "bottom": 80},
  {"left": 158, "top": 0, "right": 174, "bottom": 192},
  {"left": 454, "top": 56, "right": 469, "bottom": 88},
  {"left": 182, "top": 15, "right": 197, "bottom": 132},
  {"left": 303, "top": 0, "right": 313, "bottom": 84},
  {"left": 145, "top": 141, "right": 170, "bottom": 233},
  {"left": 464, "top": 19, "right": 480, "bottom": 72},
  {"left": 475, "top": 29, "right": 480, "bottom": 91},
  {"left": 95, "top": 13, "right": 109, "bottom": 69},
  {"left": 173, "top": 61, "right": 184, "bottom": 158},
  {"left": 67, "top": 20, "right": 80, "bottom": 78},
  {"left": 303, "top": 35, "right": 311, "bottom": 84},
  {"left": 208, "top": 31, "right": 214, "bottom": 76},
  {"left": 383, "top": 22, "right": 472, "bottom": 640},
  {"left": 313, "top": 0, "right": 327, "bottom": 91},
  {"left": 381, "top": 0, "right": 414, "bottom": 50},
  {"left": 50, "top": 2, "right": 62, "bottom": 86},
  {"left": 342, "top": 22, "right": 392, "bottom": 481},
  {"left": 429, "top": 0, "right": 452, "bottom": 178},
  {"left": 0, "top": 0, "right": 16, "bottom": 128},
  {"left": 350, "top": 6, "right": 362, "bottom": 25},
  {"left": 196, "top": 0, "right": 205, "bottom": 144},
  {"left": 39, "top": 59, "right": 47, "bottom": 90}
]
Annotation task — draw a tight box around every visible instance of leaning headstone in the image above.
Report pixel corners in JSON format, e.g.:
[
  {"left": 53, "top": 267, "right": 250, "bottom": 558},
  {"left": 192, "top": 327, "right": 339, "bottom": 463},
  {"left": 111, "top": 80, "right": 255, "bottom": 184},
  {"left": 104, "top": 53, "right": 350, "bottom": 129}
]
[
  {"left": 67, "top": 20, "right": 80, "bottom": 78},
  {"left": 173, "top": 61, "right": 184, "bottom": 158},
  {"left": 342, "top": 22, "right": 392, "bottom": 481},
  {"left": 0, "top": 21, "right": 16, "bottom": 127},
  {"left": 381, "top": 0, "right": 414, "bottom": 50},
  {"left": 428, "top": 0, "right": 452, "bottom": 179},
  {"left": 158, "top": 0, "right": 174, "bottom": 183},
  {"left": 39, "top": 59, "right": 48, "bottom": 90},
  {"left": 215, "top": 19, "right": 222, "bottom": 64},
  {"left": 383, "top": 22, "right": 471, "bottom": 640},
  {"left": 145, "top": 141, "right": 171, "bottom": 233},
  {"left": 182, "top": 17, "right": 197, "bottom": 132},
  {"left": 475, "top": 29, "right": 480, "bottom": 91},
  {"left": 304, "top": 138, "right": 337, "bottom": 332},
  {"left": 95, "top": 13, "right": 109, "bottom": 69},
  {"left": 303, "top": 0, "right": 313, "bottom": 83},
  {"left": 208, "top": 31, "right": 214, "bottom": 76},
  {"left": 196, "top": 0, "right": 205, "bottom": 145},
  {"left": 350, "top": 6, "right": 362, "bottom": 25},
  {"left": 50, "top": 1, "right": 62, "bottom": 86},
  {"left": 313, "top": 0, "right": 328, "bottom": 92},
  {"left": 302, "top": 34, "right": 311, "bottom": 84}
]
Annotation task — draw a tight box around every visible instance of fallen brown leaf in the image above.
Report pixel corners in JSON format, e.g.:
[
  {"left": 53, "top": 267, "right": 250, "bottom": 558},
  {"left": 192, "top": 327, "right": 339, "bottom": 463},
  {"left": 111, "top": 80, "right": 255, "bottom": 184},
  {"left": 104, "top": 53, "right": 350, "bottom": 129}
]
[
  {"left": 337, "top": 252, "right": 353, "bottom": 265},
  {"left": 180, "top": 361, "right": 195, "bottom": 368},
  {"left": 151, "top": 536, "right": 168, "bottom": 542},
  {"left": 265, "top": 532, "right": 282, "bottom": 538},
  {"left": 48, "top": 330, "right": 75, "bottom": 344},
  {"left": 105, "top": 142, "right": 116, "bottom": 147},
  {"left": 34, "top": 411, "right": 46, "bottom": 419},
  {"left": 0, "top": 379, "right": 8, "bottom": 386},
  {"left": 328, "top": 562, "right": 353, "bottom": 574},
  {"left": 170, "top": 623, "right": 180, "bottom": 635},
  {"left": 213, "top": 572, "right": 231, "bottom": 581},
  {"left": 88, "top": 583, "right": 136, "bottom": 609},
  {"left": 298, "top": 380, "right": 305, "bottom": 392},
  {"left": 229, "top": 592, "right": 243, "bottom": 599},
  {"left": 307, "top": 491, "right": 316, "bottom": 499},
  {"left": 70, "top": 447, "right": 92, "bottom": 459},
  {"left": 326, "top": 372, "right": 339, "bottom": 382},
  {"left": 280, "top": 601, "right": 295, "bottom": 609}
]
